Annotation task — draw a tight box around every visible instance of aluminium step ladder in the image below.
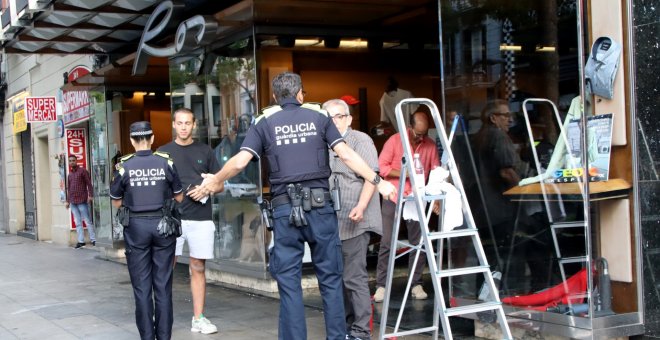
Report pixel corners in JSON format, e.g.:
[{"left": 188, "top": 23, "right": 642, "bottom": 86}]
[{"left": 378, "top": 98, "right": 512, "bottom": 340}]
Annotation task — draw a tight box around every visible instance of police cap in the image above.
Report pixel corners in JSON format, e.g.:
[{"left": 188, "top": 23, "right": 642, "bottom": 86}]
[{"left": 129, "top": 121, "right": 153, "bottom": 137}]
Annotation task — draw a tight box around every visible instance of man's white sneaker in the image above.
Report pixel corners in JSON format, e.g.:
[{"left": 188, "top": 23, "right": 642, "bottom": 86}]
[
  {"left": 373, "top": 286, "right": 385, "bottom": 303},
  {"left": 411, "top": 285, "right": 428, "bottom": 300},
  {"left": 191, "top": 316, "right": 218, "bottom": 334}
]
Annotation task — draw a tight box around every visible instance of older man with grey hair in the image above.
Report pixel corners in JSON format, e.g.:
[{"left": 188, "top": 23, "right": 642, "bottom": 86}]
[{"left": 323, "top": 99, "right": 381, "bottom": 340}]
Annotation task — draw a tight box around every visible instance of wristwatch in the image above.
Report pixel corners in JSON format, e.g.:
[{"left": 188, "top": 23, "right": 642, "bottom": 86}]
[{"left": 371, "top": 174, "right": 382, "bottom": 185}]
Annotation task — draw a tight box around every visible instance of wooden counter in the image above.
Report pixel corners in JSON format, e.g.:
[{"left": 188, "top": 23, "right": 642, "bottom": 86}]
[{"left": 503, "top": 178, "right": 632, "bottom": 201}]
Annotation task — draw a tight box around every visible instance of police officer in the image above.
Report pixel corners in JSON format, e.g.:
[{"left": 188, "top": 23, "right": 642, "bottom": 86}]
[
  {"left": 110, "top": 121, "right": 184, "bottom": 340},
  {"left": 189, "top": 72, "right": 397, "bottom": 340}
]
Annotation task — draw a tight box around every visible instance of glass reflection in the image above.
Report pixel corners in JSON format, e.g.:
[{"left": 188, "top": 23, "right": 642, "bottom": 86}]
[
  {"left": 441, "top": 0, "right": 593, "bottom": 317},
  {"left": 169, "top": 38, "right": 265, "bottom": 269},
  {"left": 88, "top": 88, "right": 113, "bottom": 244}
]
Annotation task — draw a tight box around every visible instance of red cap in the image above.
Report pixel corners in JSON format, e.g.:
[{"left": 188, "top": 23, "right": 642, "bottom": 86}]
[{"left": 341, "top": 95, "right": 360, "bottom": 105}]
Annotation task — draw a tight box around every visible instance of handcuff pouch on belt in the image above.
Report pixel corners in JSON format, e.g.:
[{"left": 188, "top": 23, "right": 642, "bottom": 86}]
[
  {"left": 287, "top": 184, "right": 308, "bottom": 227},
  {"left": 117, "top": 205, "right": 130, "bottom": 227},
  {"left": 157, "top": 199, "right": 182, "bottom": 238}
]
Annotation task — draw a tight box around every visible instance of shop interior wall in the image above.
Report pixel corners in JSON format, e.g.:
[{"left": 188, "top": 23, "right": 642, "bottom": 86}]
[
  {"left": 119, "top": 93, "right": 172, "bottom": 153},
  {"left": 259, "top": 48, "right": 442, "bottom": 151}
]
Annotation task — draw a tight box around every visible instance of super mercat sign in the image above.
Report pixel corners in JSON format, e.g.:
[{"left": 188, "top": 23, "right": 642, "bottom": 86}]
[{"left": 132, "top": 0, "right": 218, "bottom": 76}]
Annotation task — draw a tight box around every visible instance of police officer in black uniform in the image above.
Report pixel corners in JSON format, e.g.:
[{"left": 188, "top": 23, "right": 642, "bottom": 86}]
[
  {"left": 110, "top": 121, "right": 184, "bottom": 340},
  {"left": 189, "top": 72, "right": 397, "bottom": 340}
]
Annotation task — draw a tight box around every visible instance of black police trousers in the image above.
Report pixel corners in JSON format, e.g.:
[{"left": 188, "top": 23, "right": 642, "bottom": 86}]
[{"left": 124, "top": 216, "right": 176, "bottom": 340}]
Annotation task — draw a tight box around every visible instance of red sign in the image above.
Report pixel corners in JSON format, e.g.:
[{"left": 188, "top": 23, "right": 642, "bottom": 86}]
[
  {"left": 63, "top": 65, "right": 92, "bottom": 126},
  {"left": 68, "top": 65, "right": 91, "bottom": 82},
  {"left": 25, "top": 96, "right": 57, "bottom": 122},
  {"left": 66, "top": 128, "right": 89, "bottom": 229},
  {"left": 66, "top": 128, "right": 88, "bottom": 168},
  {"left": 62, "top": 91, "right": 91, "bottom": 126}
]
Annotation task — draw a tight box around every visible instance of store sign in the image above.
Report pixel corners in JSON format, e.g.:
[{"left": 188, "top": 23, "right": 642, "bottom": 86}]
[
  {"left": 62, "top": 91, "right": 90, "bottom": 126},
  {"left": 11, "top": 92, "right": 28, "bottom": 134},
  {"left": 66, "top": 128, "right": 89, "bottom": 230},
  {"left": 25, "top": 96, "right": 57, "bottom": 123},
  {"left": 63, "top": 65, "right": 92, "bottom": 126},
  {"left": 66, "top": 128, "right": 88, "bottom": 169},
  {"left": 133, "top": 0, "right": 218, "bottom": 75},
  {"left": 68, "top": 66, "right": 90, "bottom": 82},
  {"left": 13, "top": 109, "right": 27, "bottom": 134}
]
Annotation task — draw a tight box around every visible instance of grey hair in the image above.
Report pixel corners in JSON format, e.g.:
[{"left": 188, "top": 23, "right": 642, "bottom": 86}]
[
  {"left": 321, "top": 99, "right": 350, "bottom": 117},
  {"left": 480, "top": 99, "right": 510, "bottom": 124},
  {"left": 272, "top": 72, "right": 302, "bottom": 103}
]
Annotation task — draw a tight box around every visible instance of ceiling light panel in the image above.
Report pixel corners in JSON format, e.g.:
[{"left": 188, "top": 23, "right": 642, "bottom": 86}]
[
  {"left": 25, "top": 28, "right": 68, "bottom": 40},
  {"left": 112, "top": 0, "right": 158, "bottom": 11},
  {"left": 87, "top": 12, "right": 134, "bottom": 27},
  {"left": 51, "top": 42, "right": 87, "bottom": 52},
  {"left": 68, "top": 29, "right": 112, "bottom": 41},
  {"left": 60, "top": 0, "right": 114, "bottom": 10},
  {"left": 107, "top": 29, "right": 142, "bottom": 41},
  {"left": 41, "top": 11, "right": 91, "bottom": 26}
]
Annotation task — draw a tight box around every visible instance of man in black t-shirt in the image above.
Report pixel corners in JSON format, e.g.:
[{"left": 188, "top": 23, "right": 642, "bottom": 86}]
[{"left": 158, "top": 108, "right": 220, "bottom": 335}]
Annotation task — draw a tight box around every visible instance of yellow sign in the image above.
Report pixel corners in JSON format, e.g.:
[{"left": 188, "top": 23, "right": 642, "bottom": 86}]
[{"left": 13, "top": 109, "right": 27, "bottom": 134}]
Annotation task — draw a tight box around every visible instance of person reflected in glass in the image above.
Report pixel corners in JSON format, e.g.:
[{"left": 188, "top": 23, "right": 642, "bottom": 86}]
[{"left": 474, "top": 100, "right": 552, "bottom": 294}]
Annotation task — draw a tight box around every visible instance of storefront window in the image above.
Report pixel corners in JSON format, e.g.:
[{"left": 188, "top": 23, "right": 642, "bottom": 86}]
[
  {"left": 169, "top": 37, "right": 266, "bottom": 274},
  {"left": 87, "top": 87, "right": 113, "bottom": 245},
  {"left": 439, "top": 0, "right": 625, "bottom": 327}
]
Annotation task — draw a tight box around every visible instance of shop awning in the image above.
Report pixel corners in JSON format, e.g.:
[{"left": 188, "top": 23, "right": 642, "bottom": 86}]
[
  {"left": 1, "top": 0, "right": 438, "bottom": 55},
  {"left": 0, "top": 0, "right": 241, "bottom": 55}
]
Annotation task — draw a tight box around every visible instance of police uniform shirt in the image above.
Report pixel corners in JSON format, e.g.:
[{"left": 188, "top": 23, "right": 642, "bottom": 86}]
[
  {"left": 240, "top": 98, "right": 344, "bottom": 196},
  {"left": 110, "top": 150, "right": 183, "bottom": 212}
]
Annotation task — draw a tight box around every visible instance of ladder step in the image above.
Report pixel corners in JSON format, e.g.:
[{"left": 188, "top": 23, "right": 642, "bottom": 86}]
[
  {"left": 403, "top": 193, "right": 446, "bottom": 202},
  {"left": 428, "top": 228, "right": 478, "bottom": 240},
  {"left": 445, "top": 301, "right": 502, "bottom": 317},
  {"left": 437, "top": 265, "right": 490, "bottom": 278},
  {"left": 558, "top": 256, "right": 589, "bottom": 264}
]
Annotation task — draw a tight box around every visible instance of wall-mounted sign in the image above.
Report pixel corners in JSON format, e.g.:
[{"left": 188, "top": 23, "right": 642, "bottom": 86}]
[
  {"left": 10, "top": 91, "right": 28, "bottom": 134},
  {"left": 62, "top": 90, "right": 91, "bottom": 126},
  {"left": 25, "top": 96, "right": 57, "bottom": 123},
  {"left": 57, "top": 118, "right": 65, "bottom": 138},
  {"left": 63, "top": 65, "right": 92, "bottom": 126},
  {"left": 13, "top": 109, "right": 27, "bottom": 134},
  {"left": 133, "top": 0, "right": 218, "bottom": 75},
  {"left": 68, "top": 65, "right": 91, "bottom": 82}
]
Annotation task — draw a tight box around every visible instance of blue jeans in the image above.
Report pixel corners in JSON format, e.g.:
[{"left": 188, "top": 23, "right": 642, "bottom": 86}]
[
  {"left": 71, "top": 202, "right": 96, "bottom": 243},
  {"left": 270, "top": 202, "right": 346, "bottom": 340}
]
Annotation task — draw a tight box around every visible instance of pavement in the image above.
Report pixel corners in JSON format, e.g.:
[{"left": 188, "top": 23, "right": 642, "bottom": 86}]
[{"left": 0, "top": 233, "right": 446, "bottom": 340}]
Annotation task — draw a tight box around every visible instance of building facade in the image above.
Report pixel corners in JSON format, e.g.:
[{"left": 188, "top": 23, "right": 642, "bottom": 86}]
[{"left": 0, "top": 0, "right": 658, "bottom": 338}]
